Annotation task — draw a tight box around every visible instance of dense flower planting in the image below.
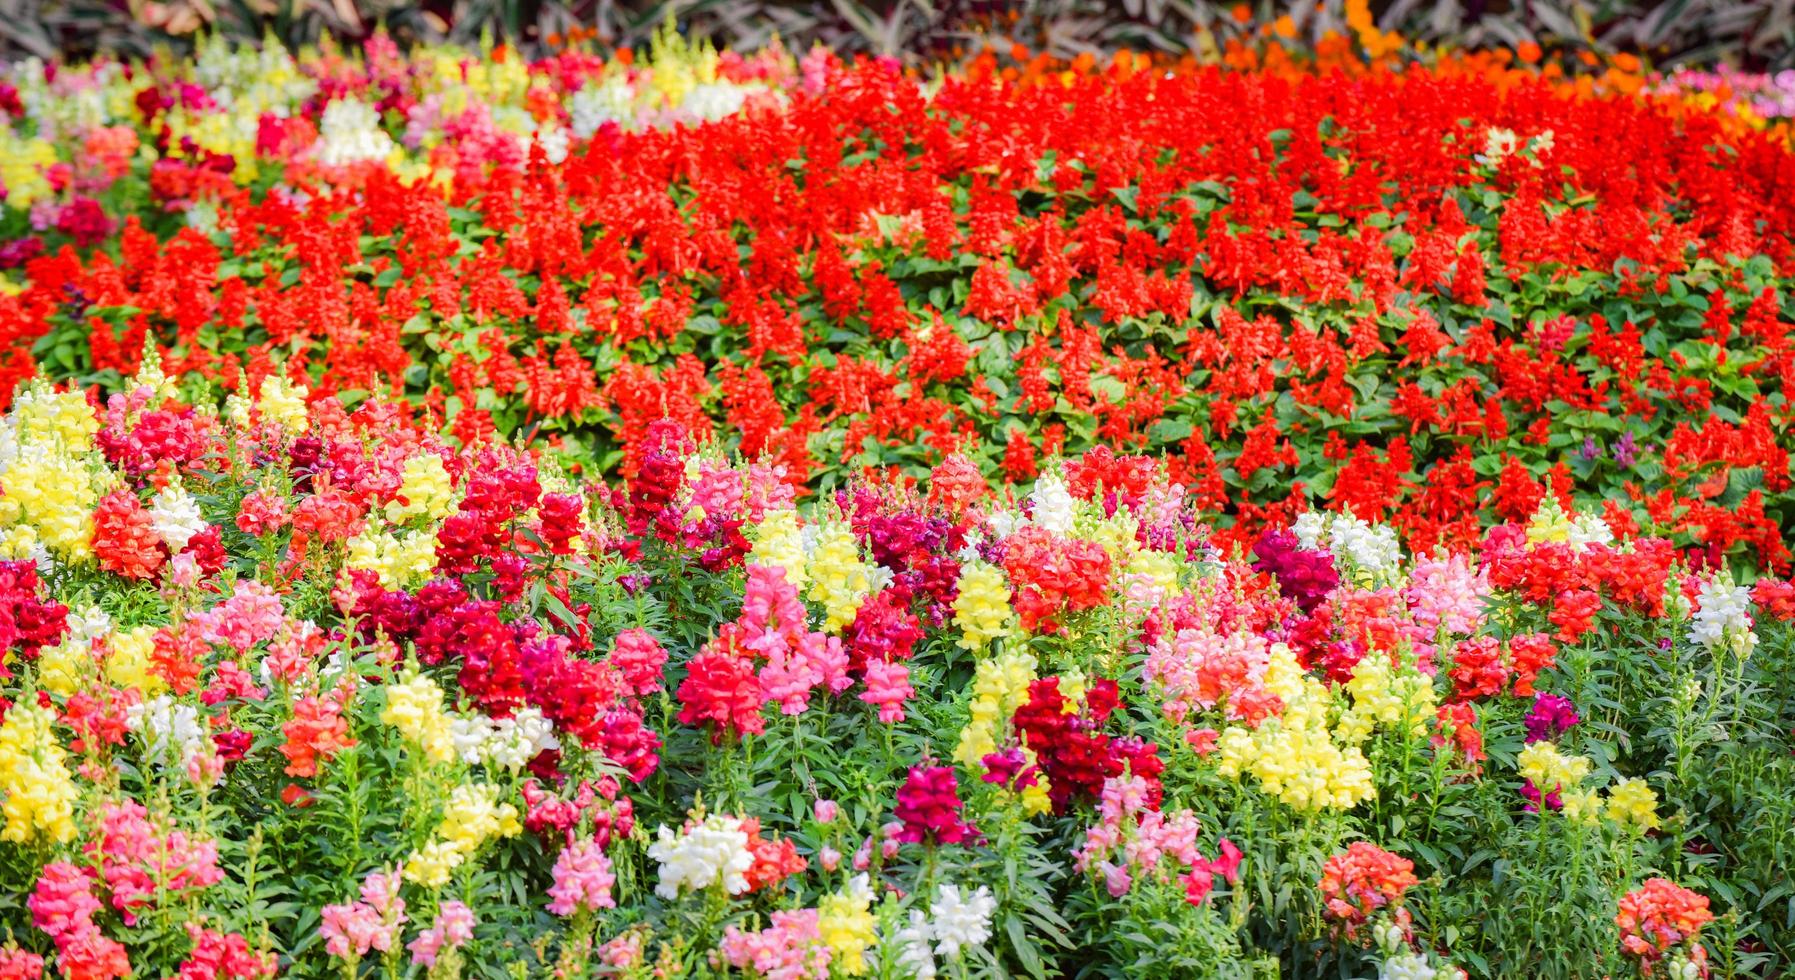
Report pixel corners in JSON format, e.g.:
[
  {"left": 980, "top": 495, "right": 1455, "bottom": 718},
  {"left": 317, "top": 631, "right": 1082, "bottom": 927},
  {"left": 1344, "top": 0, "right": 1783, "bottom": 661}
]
[
  {"left": 0, "top": 29, "right": 1793, "bottom": 980},
  {"left": 0, "top": 358, "right": 1780, "bottom": 977},
  {"left": 7, "top": 38, "right": 1795, "bottom": 573}
]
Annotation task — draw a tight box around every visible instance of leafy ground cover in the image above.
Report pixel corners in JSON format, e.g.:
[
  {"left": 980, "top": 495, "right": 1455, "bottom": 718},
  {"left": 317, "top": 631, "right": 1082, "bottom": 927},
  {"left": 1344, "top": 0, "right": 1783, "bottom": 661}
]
[{"left": 0, "top": 28, "right": 1790, "bottom": 980}]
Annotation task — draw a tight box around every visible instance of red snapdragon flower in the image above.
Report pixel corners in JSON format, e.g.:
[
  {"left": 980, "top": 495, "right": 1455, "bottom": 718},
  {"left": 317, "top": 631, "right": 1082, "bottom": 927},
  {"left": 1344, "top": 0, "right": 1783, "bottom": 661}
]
[{"left": 892, "top": 764, "right": 978, "bottom": 846}]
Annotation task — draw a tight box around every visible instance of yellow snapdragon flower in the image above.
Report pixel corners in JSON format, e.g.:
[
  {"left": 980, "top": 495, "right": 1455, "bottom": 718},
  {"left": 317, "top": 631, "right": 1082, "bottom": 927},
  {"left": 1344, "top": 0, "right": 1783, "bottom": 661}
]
[
  {"left": 750, "top": 508, "right": 807, "bottom": 590},
  {"left": 402, "top": 782, "right": 521, "bottom": 888},
  {"left": 256, "top": 376, "right": 310, "bottom": 435},
  {"left": 1606, "top": 777, "right": 1660, "bottom": 831},
  {"left": 12, "top": 385, "right": 101, "bottom": 454},
  {"left": 347, "top": 529, "right": 439, "bottom": 589},
  {"left": 808, "top": 522, "right": 871, "bottom": 633},
  {"left": 1211, "top": 644, "right": 1376, "bottom": 811},
  {"left": 381, "top": 672, "right": 457, "bottom": 766},
  {"left": 36, "top": 640, "right": 93, "bottom": 698},
  {"left": 1, "top": 451, "right": 101, "bottom": 562},
  {"left": 1122, "top": 547, "right": 1182, "bottom": 599},
  {"left": 387, "top": 454, "right": 457, "bottom": 524},
  {"left": 0, "top": 703, "right": 78, "bottom": 844},
  {"left": 0, "top": 134, "right": 57, "bottom": 209},
  {"left": 105, "top": 626, "right": 165, "bottom": 695},
  {"left": 817, "top": 882, "right": 878, "bottom": 976},
  {"left": 1214, "top": 723, "right": 1376, "bottom": 812},
  {"left": 1336, "top": 655, "right": 1437, "bottom": 744},
  {"left": 1517, "top": 741, "right": 1592, "bottom": 791},
  {"left": 1561, "top": 787, "right": 1605, "bottom": 825},
  {"left": 953, "top": 650, "right": 1036, "bottom": 769},
  {"left": 0, "top": 525, "right": 39, "bottom": 560},
  {"left": 952, "top": 560, "right": 1014, "bottom": 651}
]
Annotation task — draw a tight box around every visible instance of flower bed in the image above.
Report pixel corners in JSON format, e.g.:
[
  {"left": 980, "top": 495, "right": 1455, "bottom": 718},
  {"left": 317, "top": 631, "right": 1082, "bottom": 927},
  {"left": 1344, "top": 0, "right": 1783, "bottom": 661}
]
[
  {"left": 0, "top": 32, "right": 1792, "bottom": 980},
  {"left": 0, "top": 359, "right": 1782, "bottom": 977},
  {"left": 5, "top": 40, "right": 1795, "bottom": 569}
]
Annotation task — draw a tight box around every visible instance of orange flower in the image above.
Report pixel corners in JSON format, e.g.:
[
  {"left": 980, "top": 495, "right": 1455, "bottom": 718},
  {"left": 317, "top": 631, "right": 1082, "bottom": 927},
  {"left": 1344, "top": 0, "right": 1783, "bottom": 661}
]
[
  {"left": 279, "top": 688, "right": 356, "bottom": 778},
  {"left": 91, "top": 491, "right": 164, "bottom": 581}
]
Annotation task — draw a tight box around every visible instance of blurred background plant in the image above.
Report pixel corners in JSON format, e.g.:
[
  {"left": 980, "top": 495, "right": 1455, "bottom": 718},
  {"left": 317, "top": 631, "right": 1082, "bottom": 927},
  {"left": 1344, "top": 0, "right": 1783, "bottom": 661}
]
[{"left": 4, "top": 0, "right": 1794, "bottom": 69}]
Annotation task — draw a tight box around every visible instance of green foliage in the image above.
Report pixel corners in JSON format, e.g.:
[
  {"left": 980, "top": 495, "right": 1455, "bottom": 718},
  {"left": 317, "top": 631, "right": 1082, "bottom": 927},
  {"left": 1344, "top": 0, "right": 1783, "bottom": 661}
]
[{"left": 9, "top": 0, "right": 1795, "bottom": 69}]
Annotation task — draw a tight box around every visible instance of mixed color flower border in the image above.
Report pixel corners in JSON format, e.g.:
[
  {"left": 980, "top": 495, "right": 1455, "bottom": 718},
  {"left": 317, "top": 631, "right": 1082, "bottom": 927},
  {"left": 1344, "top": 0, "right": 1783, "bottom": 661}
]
[
  {"left": 0, "top": 27, "right": 1791, "bottom": 980},
  {"left": 4, "top": 36, "right": 1795, "bottom": 575}
]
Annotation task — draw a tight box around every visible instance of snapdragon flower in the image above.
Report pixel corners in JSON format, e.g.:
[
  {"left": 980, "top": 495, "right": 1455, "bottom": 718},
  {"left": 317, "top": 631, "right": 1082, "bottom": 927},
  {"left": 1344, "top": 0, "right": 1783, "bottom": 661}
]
[
  {"left": 1688, "top": 570, "right": 1758, "bottom": 660},
  {"left": 145, "top": 483, "right": 206, "bottom": 552},
  {"left": 816, "top": 875, "right": 878, "bottom": 976},
  {"left": 1290, "top": 509, "right": 1402, "bottom": 585},
  {"left": 568, "top": 77, "right": 636, "bottom": 138},
  {"left": 895, "top": 910, "right": 937, "bottom": 979},
  {"left": 1028, "top": 469, "right": 1077, "bottom": 534},
  {"left": 648, "top": 814, "right": 754, "bottom": 899},
  {"left": 127, "top": 695, "right": 209, "bottom": 770},
  {"left": 0, "top": 702, "right": 78, "bottom": 843},
  {"left": 928, "top": 883, "right": 996, "bottom": 958},
  {"left": 314, "top": 98, "right": 397, "bottom": 168}
]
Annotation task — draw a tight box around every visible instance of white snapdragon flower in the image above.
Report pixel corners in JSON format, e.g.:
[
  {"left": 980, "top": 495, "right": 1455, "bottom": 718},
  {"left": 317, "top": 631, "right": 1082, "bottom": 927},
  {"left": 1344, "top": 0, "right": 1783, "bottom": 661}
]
[
  {"left": 0, "top": 416, "right": 17, "bottom": 477},
  {"left": 1291, "top": 510, "right": 1328, "bottom": 550},
  {"left": 148, "top": 483, "right": 207, "bottom": 551},
  {"left": 1566, "top": 511, "right": 1615, "bottom": 550},
  {"left": 127, "top": 695, "right": 208, "bottom": 768},
  {"left": 486, "top": 707, "right": 558, "bottom": 770},
  {"left": 65, "top": 604, "right": 113, "bottom": 644},
  {"left": 678, "top": 83, "right": 751, "bottom": 122},
  {"left": 1689, "top": 571, "right": 1757, "bottom": 660},
  {"left": 1372, "top": 918, "right": 1408, "bottom": 955},
  {"left": 450, "top": 707, "right": 559, "bottom": 769},
  {"left": 568, "top": 77, "right": 636, "bottom": 138},
  {"left": 450, "top": 714, "right": 495, "bottom": 766},
  {"left": 1028, "top": 470, "right": 1076, "bottom": 534},
  {"left": 1664, "top": 953, "right": 1702, "bottom": 980},
  {"left": 928, "top": 883, "right": 996, "bottom": 959},
  {"left": 536, "top": 124, "right": 570, "bottom": 165},
  {"left": 647, "top": 815, "right": 754, "bottom": 899},
  {"left": 864, "top": 562, "right": 896, "bottom": 595},
  {"left": 896, "top": 910, "right": 937, "bottom": 979},
  {"left": 1327, "top": 512, "right": 1403, "bottom": 584},
  {"left": 314, "top": 98, "right": 396, "bottom": 167},
  {"left": 1379, "top": 950, "right": 1439, "bottom": 980},
  {"left": 986, "top": 510, "right": 1024, "bottom": 541}
]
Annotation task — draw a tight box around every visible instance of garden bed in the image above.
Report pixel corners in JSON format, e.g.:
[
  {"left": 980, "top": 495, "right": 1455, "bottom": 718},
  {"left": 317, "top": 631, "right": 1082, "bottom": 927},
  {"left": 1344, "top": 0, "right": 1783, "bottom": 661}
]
[{"left": 0, "top": 30, "right": 1790, "bottom": 979}]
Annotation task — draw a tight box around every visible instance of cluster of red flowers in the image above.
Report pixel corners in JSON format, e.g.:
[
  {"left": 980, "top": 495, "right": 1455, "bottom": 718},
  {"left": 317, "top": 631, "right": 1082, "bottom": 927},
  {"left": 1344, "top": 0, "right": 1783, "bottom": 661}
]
[
  {"left": 675, "top": 563, "right": 850, "bottom": 741},
  {"left": 740, "top": 818, "right": 808, "bottom": 892},
  {"left": 96, "top": 387, "right": 212, "bottom": 476},
  {"left": 520, "top": 776, "right": 636, "bottom": 845},
  {"left": 1445, "top": 633, "right": 1559, "bottom": 703},
  {"left": 346, "top": 572, "right": 665, "bottom": 783},
  {"left": 1318, "top": 842, "right": 1420, "bottom": 942},
  {"left": 844, "top": 501, "right": 964, "bottom": 625},
  {"left": 674, "top": 650, "right": 767, "bottom": 744},
  {"left": 1616, "top": 878, "right": 1715, "bottom": 976},
  {"left": 91, "top": 491, "right": 166, "bottom": 581},
  {"left": 892, "top": 764, "right": 978, "bottom": 846},
  {"left": 8, "top": 51, "right": 1795, "bottom": 566},
  {"left": 1002, "top": 528, "right": 1114, "bottom": 634},
  {"left": 0, "top": 562, "right": 69, "bottom": 668},
  {"left": 1250, "top": 530, "right": 1340, "bottom": 614},
  {"left": 1011, "top": 677, "right": 1165, "bottom": 814},
  {"left": 278, "top": 685, "right": 356, "bottom": 782}
]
